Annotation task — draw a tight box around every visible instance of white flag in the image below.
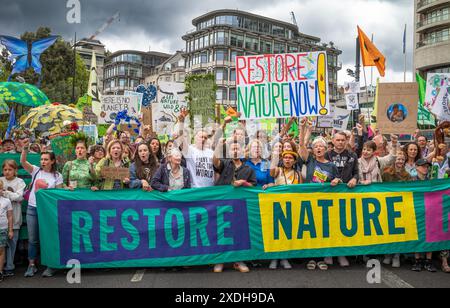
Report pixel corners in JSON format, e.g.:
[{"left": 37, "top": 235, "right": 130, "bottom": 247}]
[
  {"left": 87, "top": 51, "right": 102, "bottom": 115},
  {"left": 430, "top": 82, "right": 450, "bottom": 121}
]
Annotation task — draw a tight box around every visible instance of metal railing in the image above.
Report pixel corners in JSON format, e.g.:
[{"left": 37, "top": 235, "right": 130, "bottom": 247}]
[
  {"left": 417, "top": 13, "right": 450, "bottom": 28},
  {"left": 418, "top": 0, "right": 440, "bottom": 10}
]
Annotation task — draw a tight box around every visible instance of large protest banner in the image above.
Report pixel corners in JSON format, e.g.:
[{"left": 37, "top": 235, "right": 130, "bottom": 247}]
[
  {"left": 97, "top": 95, "right": 140, "bottom": 124},
  {"left": 236, "top": 52, "right": 330, "bottom": 120},
  {"left": 153, "top": 82, "right": 188, "bottom": 135},
  {"left": 376, "top": 83, "right": 418, "bottom": 135},
  {"left": 425, "top": 73, "right": 450, "bottom": 121},
  {"left": 37, "top": 180, "right": 450, "bottom": 269}
]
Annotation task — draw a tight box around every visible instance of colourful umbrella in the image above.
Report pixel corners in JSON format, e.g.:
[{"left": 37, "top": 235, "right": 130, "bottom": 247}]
[
  {"left": 0, "top": 82, "right": 50, "bottom": 107},
  {"left": 19, "top": 103, "right": 83, "bottom": 137}
]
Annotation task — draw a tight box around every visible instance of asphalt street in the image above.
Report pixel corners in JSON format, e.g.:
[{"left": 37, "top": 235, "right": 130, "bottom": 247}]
[{"left": 1, "top": 259, "right": 449, "bottom": 288}]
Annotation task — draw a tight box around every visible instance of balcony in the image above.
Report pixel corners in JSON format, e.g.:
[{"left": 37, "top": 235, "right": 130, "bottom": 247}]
[
  {"left": 417, "top": 0, "right": 448, "bottom": 13},
  {"left": 416, "top": 35, "right": 450, "bottom": 48},
  {"left": 416, "top": 13, "right": 450, "bottom": 32}
]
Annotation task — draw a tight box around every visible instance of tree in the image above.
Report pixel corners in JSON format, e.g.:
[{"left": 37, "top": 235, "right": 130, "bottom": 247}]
[{"left": 0, "top": 27, "right": 89, "bottom": 105}]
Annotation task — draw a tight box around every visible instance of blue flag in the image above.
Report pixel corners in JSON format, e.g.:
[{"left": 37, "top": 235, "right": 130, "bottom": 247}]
[
  {"left": 5, "top": 108, "right": 16, "bottom": 139},
  {"left": 403, "top": 24, "right": 407, "bottom": 54}
]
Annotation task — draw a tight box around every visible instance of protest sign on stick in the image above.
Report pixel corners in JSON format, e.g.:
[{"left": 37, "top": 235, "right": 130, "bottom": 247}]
[
  {"left": 236, "top": 51, "right": 330, "bottom": 119},
  {"left": 377, "top": 83, "right": 418, "bottom": 135}
]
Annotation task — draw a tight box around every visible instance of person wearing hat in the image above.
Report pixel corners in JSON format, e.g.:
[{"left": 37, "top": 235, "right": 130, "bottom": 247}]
[
  {"left": 414, "top": 159, "right": 431, "bottom": 181},
  {"left": 268, "top": 150, "right": 302, "bottom": 186},
  {"left": 264, "top": 150, "right": 302, "bottom": 270},
  {"left": 411, "top": 158, "right": 437, "bottom": 272}
]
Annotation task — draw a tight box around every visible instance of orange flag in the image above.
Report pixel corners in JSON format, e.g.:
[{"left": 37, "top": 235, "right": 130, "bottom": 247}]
[{"left": 357, "top": 26, "right": 386, "bottom": 77}]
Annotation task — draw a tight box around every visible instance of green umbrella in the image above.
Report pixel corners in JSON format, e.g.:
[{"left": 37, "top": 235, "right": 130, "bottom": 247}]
[{"left": 0, "top": 82, "right": 50, "bottom": 107}]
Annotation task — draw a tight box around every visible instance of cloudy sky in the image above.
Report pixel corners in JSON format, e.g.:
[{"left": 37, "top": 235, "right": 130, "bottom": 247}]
[{"left": 0, "top": 0, "right": 414, "bottom": 85}]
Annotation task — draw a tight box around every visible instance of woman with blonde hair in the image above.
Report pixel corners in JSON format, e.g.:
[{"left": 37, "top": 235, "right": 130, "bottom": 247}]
[{"left": 93, "top": 140, "right": 131, "bottom": 191}]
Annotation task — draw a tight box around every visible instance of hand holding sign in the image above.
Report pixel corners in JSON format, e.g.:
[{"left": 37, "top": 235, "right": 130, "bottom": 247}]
[
  {"left": 100, "top": 167, "right": 130, "bottom": 181},
  {"left": 178, "top": 107, "right": 189, "bottom": 123}
]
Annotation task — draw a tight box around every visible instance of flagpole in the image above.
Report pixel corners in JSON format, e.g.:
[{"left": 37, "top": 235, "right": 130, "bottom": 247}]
[
  {"left": 370, "top": 34, "right": 374, "bottom": 87},
  {"left": 403, "top": 24, "right": 407, "bottom": 82}
]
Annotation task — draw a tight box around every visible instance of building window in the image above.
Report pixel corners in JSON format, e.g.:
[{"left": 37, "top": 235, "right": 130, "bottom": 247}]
[
  {"left": 230, "top": 69, "right": 236, "bottom": 81},
  {"left": 245, "top": 36, "right": 259, "bottom": 51},
  {"left": 274, "top": 42, "right": 286, "bottom": 54},
  {"left": 229, "top": 88, "right": 237, "bottom": 101},
  {"left": 215, "top": 68, "right": 228, "bottom": 81},
  {"left": 215, "top": 49, "right": 228, "bottom": 61},
  {"left": 230, "top": 33, "right": 244, "bottom": 48},
  {"left": 200, "top": 52, "right": 208, "bottom": 63},
  {"left": 119, "top": 79, "right": 126, "bottom": 88},
  {"left": 272, "top": 25, "right": 285, "bottom": 38},
  {"left": 216, "top": 31, "right": 228, "bottom": 45},
  {"left": 259, "top": 22, "right": 270, "bottom": 34},
  {"left": 216, "top": 88, "right": 228, "bottom": 101},
  {"left": 261, "top": 40, "right": 272, "bottom": 53}
]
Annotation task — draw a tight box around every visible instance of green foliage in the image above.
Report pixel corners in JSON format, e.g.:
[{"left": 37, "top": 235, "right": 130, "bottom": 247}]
[
  {"left": 76, "top": 93, "right": 92, "bottom": 111},
  {"left": 97, "top": 124, "right": 109, "bottom": 138},
  {"left": 0, "top": 27, "right": 89, "bottom": 105}
]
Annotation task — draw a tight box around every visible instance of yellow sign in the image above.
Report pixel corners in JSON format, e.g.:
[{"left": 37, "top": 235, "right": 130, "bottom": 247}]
[{"left": 259, "top": 192, "right": 419, "bottom": 253}]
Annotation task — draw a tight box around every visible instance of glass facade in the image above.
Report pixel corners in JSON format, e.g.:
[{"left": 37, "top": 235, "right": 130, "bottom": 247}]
[
  {"left": 196, "top": 14, "right": 294, "bottom": 39},
  {"left": 185, "top": 12, "right": 341, "bottom": 105},
  {"left": 421, "top": 27, "right": 450, "bottom": 46}
]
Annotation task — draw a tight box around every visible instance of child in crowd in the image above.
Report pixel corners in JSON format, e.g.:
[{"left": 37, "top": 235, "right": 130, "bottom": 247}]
[
  {"left": 0, "top": 160, "right": 26, "bottom": 277},
  {"left": 0, "top": 180, "right": 14, "bottom": 282}
]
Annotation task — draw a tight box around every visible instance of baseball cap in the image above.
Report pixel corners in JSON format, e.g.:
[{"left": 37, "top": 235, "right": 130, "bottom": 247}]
[{"left": 416, "top": 159, "right": 431, "bottom": 167}]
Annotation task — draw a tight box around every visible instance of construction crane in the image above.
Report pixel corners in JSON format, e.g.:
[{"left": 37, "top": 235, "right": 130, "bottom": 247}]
[
  {"left": 290, "top": 12, "right": 298, "bottom": 28},
  {"left": 89, "top": 12, "right": 120, "bottom": 40}
]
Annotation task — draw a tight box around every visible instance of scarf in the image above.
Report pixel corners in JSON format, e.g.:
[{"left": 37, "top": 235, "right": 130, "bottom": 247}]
[{"left": 359, "top": 156, "right": 381, "bottom": 183}]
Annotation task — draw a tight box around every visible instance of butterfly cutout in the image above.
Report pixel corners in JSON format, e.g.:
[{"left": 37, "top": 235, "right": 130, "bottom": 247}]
[
  {"left": 136, "top": 84, "right": 157, "bottom": 108},
  {"left": 0, "top": 35, "right": 58, "bottom": 78}
]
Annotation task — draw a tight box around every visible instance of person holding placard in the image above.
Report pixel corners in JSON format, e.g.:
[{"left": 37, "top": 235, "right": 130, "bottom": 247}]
[
  {"left": 93, "top": 140, "right": 130, "bottom": 191},
  {"left": 129, "top": 143, "right": 159, "bottom": 191},
  {"left": 62, "top": 134, "right": 96, "bottom": 190},
  {"left": 20, "top": 139, "right": 63, "bottom": 278},
  {"left": 178, "top": 109, "right": 215, "bottom": 189},
  {"left": 298, "top": 118, "right": 339, "bottom": 271}
]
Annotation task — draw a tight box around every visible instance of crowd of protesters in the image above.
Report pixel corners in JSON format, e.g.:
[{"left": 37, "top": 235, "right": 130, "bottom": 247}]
[{"left": 0, "top": 112, "right": 449, "bottom": 281}]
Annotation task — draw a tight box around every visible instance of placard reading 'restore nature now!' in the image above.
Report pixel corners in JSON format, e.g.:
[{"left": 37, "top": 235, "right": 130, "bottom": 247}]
[{"left": 236, "top": 52, "right": 330, "bottom": 120}]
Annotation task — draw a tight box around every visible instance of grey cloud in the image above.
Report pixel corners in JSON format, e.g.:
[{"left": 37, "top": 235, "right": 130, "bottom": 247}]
[{"left": 0, "top": 0, "right": 414, "bottom": 80}]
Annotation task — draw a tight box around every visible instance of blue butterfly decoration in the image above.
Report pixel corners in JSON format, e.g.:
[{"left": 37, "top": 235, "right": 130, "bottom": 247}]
[
  {"left": 136, "top": 84, "right": 157, "bottom": 108},
  {"left": 0, "top": 35, "right": 58, "bottom": 80}
]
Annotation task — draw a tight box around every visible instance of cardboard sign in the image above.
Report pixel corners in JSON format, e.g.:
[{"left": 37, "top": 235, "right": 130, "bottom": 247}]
[
  {"left": 98, "top": 96, "right": 140, "bottom": 125},
  {"left": 100, "top": 167, "right": 130, "bottom": 180},
  {"left": 236, "top": 51, "right": 330, "bottom": 119},
  {"left": 153, "top": 82, "right": 188, "bottom": 136},
  {"left": 377, "top": 83, "right": 418, "bottom": 134}
]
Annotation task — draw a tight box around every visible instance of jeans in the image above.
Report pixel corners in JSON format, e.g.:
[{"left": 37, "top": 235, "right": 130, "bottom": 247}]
[
  {"left": 26, "top": 206, "right": 39, "bottom": 262},
  {"left": 5, "top": 230, "right": 19, "bottom": 271}
]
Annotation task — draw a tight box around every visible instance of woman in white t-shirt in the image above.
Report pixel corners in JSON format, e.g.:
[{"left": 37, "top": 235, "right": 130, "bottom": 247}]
[{"left": 20, "top": 139, "right": 63, "bottom": 278}]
